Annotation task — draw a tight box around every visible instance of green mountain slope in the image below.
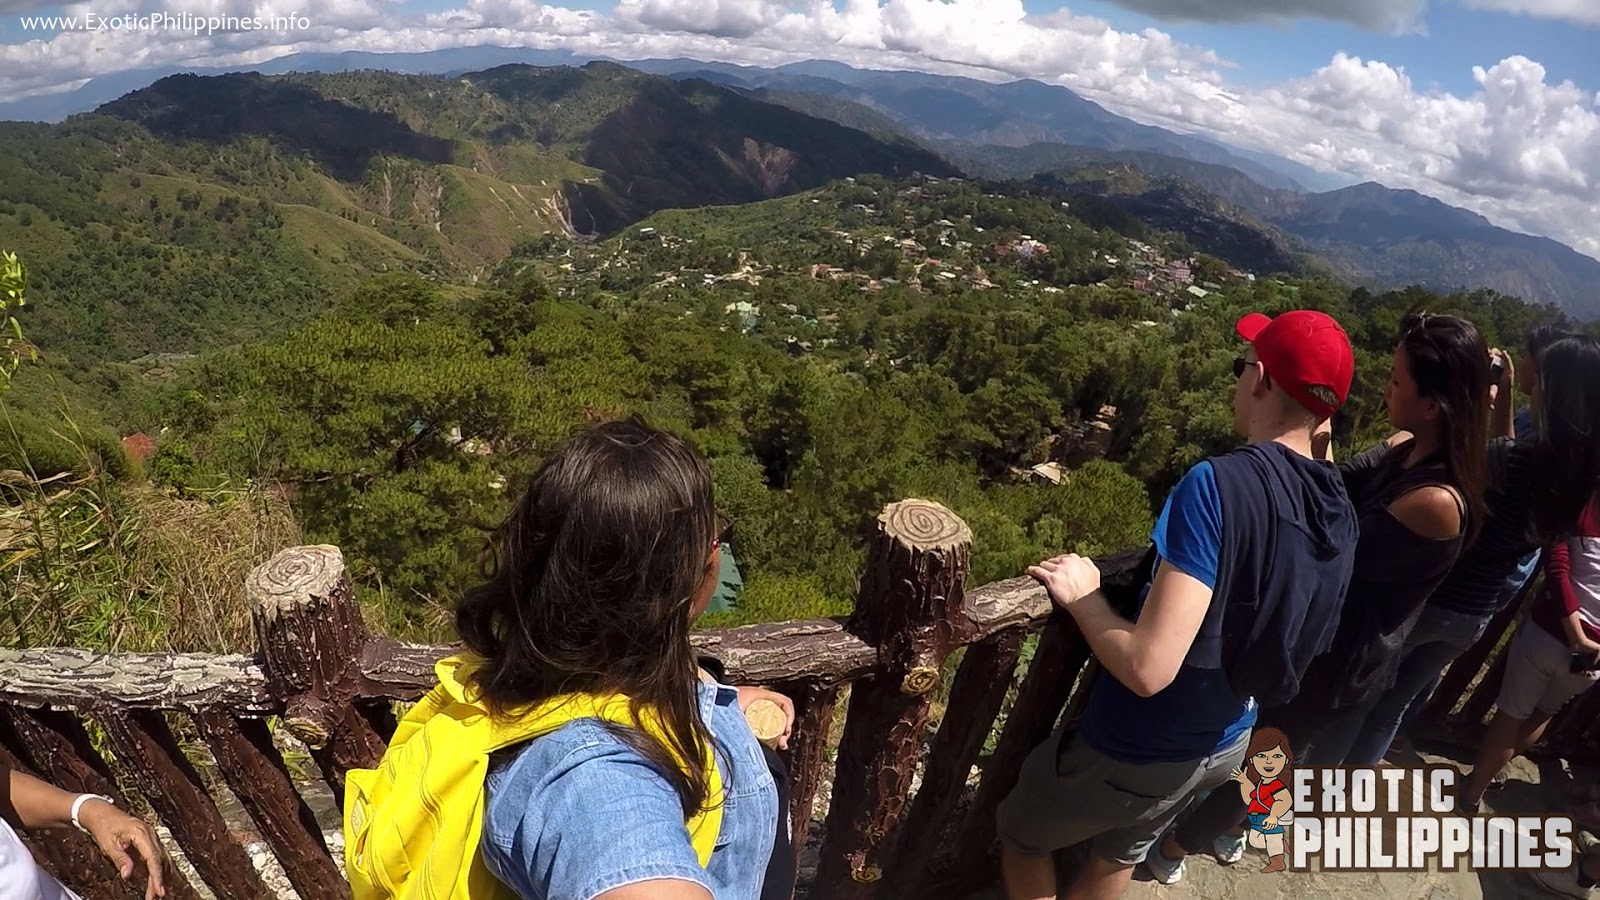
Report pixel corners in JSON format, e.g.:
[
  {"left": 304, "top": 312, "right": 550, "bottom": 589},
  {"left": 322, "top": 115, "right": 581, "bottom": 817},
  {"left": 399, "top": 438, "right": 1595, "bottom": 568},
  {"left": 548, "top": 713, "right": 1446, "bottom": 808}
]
[{"left": 0, "top": 62, "right": 958, "bottom": 363}]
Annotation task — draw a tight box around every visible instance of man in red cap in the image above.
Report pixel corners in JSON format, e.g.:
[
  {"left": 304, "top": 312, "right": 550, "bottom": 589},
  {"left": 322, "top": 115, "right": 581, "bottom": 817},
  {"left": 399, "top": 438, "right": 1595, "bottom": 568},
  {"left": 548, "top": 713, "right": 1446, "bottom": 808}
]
[{"left": 996, "top": 310, "right": 1359, "bottom": 899}]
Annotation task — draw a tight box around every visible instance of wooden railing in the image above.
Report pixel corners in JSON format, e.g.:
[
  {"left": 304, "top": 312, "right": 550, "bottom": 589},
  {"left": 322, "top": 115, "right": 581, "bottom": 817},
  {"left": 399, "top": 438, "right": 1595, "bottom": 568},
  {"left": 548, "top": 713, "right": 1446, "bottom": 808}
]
[{"left": 2, "top": 497, "right": 1596, "bottom": 900}]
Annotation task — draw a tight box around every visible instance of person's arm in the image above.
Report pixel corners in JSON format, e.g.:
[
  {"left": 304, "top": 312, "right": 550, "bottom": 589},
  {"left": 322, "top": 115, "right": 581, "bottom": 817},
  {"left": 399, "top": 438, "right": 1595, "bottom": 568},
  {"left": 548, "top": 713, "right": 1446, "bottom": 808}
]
[
  {"left": 1312, "top": 417, "right": 1334, "bottom": 464},
  {"left": 1388, "top": 486, "right": 1465, "bottom": 541},
  {"left": 1543, "top": 540, "right": 1599, "bottom": 655},
  {"left": 3, "top": 768, "right": 167, "bottom": 899},
  {"left": 1042, "top": 560, "right": 1211, "bottom": 697},
  {"left": 1030, "top": 462, "right": 1220, "bottom": 698},
  {"left": 1490, "top": 348, "right": 1516, "bottom": 440}
]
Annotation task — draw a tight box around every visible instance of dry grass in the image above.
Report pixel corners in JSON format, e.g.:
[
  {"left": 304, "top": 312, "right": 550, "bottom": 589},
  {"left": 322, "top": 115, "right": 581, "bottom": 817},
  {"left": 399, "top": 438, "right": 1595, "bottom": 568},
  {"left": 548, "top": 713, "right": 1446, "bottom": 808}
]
[{"left": 0, "top": 469, "right": 300, "bottom": 653}]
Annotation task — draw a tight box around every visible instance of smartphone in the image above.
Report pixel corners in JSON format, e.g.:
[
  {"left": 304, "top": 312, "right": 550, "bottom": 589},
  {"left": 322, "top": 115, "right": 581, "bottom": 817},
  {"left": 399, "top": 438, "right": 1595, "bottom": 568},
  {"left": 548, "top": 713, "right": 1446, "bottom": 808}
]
[
  {"left": 1569, "top": 651, "right": 1600, "bottom": 674},
  {"left": 1491, "top": 357, "right": 1506, "bottom": 381}
]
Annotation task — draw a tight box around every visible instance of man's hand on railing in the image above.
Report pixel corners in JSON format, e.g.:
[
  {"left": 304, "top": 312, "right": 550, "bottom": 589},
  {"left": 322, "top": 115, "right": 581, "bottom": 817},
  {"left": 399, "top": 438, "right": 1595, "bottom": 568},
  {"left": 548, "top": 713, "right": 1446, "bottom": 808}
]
[{"left": 1027, "top": 554, "right": 1102, "bottom": 610}]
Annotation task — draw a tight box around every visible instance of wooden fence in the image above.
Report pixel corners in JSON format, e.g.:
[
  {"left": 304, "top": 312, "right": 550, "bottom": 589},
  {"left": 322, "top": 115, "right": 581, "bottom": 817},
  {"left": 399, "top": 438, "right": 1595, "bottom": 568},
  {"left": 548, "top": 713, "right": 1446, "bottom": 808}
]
[{"left": 0, "top": 497, "right": 1595, "bottom": 900}]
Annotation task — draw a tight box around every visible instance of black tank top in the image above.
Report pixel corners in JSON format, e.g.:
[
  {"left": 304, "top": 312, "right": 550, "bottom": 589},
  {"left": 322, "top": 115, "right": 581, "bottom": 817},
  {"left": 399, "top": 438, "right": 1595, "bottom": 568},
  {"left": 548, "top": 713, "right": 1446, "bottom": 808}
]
[{"left": 1298, "top": 440, "right": 1466, "bottom": 709}]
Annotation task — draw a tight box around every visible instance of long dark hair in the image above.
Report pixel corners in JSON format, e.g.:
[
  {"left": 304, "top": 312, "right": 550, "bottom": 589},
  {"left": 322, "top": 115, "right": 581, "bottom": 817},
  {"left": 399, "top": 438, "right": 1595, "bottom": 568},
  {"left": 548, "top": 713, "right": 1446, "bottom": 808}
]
[
  {"left": 456, "top": 416, "right": 718, "bottom": 817},
  {"left": 1530, "top": 336, "right": 1600, "bottom": 542},
  {"left": 1398, "top": 313, "right": 1491, "bottom": 543}
]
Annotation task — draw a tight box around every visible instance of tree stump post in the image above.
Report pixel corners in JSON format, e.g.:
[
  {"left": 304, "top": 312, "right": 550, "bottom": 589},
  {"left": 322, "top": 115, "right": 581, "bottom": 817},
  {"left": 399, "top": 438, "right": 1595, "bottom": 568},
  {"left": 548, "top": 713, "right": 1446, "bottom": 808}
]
[
  {"left": 811, "top": 500, "right": 973, "bottom": 899},
  {"left": 249, "top": 545, "right": 387, "bottom": 800}
]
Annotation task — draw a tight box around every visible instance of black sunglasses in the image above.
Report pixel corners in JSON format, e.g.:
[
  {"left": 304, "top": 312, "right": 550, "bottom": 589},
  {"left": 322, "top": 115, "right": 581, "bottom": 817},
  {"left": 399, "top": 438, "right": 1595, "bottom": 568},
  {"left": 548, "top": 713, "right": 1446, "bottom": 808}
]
[{"left": 1232, "top": 357, "right": 1252, "bottom": 379}]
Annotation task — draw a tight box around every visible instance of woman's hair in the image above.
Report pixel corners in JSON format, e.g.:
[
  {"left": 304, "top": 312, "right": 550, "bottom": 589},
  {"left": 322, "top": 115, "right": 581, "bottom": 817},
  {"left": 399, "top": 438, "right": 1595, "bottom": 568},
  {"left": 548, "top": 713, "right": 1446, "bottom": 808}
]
[
  {"left": 1398, "top": 313, "right": 1492, "bottom": 543},
  {"left": 456, "top": 415, "right": 719, "bottom": 817},
  {"left": 1526, "top": 323, "right": 1575, "bottom": 359},
  {"left": 1530, "top": 336, "right": 1600, "bottom": 541},
  {"left": 1244, "top": 727, "right": 1294, "bottom": 786}
]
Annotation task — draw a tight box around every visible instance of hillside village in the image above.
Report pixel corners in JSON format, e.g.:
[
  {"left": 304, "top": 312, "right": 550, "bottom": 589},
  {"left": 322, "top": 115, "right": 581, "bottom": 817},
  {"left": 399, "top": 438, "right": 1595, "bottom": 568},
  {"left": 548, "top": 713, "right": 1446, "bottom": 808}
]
[{"left": 526, "top": 175, "right": 1270, "bottom": 360}]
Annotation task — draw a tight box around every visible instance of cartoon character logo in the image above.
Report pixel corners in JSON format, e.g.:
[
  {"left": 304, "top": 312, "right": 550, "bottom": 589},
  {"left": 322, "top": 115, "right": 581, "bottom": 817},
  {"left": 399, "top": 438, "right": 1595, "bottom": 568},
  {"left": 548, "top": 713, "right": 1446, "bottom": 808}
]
[{"left": 1231, "top": 726, "right": 1294, "bottom": 873}]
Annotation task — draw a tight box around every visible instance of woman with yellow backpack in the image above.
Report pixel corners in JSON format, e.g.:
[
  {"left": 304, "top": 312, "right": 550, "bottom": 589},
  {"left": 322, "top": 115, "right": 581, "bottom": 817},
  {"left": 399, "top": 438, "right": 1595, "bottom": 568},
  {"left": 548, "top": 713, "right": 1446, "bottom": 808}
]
[{"left": 344, "top": 417, "right": 795, "bottom": 900}]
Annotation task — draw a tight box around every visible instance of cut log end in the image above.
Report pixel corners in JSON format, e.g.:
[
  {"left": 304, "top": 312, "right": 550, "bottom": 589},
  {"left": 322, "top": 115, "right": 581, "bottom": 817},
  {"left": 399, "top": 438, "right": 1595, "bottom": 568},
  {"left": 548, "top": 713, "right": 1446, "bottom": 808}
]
[
  {"left": 248, "top": 545, "right": 347, "bottom": 620},
  {"left": 877, "top": 500, "right": 971, "bottom": 552}
]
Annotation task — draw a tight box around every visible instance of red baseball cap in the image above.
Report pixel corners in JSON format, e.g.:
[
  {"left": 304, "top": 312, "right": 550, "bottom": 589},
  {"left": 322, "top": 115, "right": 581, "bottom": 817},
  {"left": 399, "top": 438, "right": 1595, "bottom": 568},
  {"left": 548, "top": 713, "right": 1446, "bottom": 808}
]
[{"left": 1235, "top": 310, "right": 1354, "bottom": 419}]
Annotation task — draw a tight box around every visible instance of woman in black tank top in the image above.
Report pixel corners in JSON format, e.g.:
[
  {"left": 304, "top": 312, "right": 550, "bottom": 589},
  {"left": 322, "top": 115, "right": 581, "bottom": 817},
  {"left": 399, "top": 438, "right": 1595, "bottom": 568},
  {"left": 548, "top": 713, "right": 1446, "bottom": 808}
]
[
  {"left": 1286, "top": 313, "right": 1492, "bottom": 761},
  {"left": 1146, "top": 314, "right": 1492, "bottom": 883}
]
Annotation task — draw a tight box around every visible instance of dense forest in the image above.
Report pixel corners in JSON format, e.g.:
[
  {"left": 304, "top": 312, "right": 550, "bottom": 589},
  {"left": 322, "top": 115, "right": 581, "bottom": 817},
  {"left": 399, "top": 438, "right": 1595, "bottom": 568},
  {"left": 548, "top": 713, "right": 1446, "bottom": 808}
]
[{"left": 0, "top": 174, "right": 1581, "bottom": 649}]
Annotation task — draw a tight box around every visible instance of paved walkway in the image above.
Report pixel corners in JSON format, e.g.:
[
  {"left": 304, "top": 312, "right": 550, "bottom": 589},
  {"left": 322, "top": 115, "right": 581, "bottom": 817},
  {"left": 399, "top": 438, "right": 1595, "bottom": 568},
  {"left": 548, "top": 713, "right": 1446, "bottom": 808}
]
[{"left": 965, "top": 744, "right": 1593, "bottom": 900}]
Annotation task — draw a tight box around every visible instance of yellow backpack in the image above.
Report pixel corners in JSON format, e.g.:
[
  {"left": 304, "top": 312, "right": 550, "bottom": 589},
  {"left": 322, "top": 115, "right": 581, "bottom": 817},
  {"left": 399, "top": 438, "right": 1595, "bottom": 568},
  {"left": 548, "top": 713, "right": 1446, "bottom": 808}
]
[{"left": 343, "top": 654, "right": 724, "bottom": 899}]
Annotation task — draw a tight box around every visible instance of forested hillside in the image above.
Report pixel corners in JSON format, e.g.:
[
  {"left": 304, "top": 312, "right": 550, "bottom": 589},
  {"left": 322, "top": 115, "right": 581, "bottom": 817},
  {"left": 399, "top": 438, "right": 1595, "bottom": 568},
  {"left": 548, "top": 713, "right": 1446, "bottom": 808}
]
[
  {"left": 50, "top": 176, "right": 1565, "bottom": 642},
  {"left": 0, "top": 63, "right": 951, "bottom": 369}
]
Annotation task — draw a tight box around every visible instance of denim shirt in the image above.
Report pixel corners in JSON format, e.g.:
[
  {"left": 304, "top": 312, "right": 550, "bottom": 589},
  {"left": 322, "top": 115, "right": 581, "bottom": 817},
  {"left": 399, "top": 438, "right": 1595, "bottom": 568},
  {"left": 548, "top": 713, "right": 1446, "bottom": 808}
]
[{"left": 481, "top": 678, "right": 780, "bottom": 900}]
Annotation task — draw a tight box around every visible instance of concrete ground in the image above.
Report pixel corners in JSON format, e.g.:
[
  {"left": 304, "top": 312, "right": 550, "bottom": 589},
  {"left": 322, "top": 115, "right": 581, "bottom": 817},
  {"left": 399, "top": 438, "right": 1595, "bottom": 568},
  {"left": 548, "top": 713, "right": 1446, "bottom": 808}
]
[{"left": 963, "top": 742, "right": 1596, "bottom": 900}]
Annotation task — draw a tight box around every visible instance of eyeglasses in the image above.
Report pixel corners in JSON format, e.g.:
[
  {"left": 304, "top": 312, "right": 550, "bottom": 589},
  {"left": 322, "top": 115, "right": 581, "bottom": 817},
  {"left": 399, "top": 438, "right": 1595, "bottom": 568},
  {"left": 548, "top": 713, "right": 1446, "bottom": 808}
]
[
  {"left": 1233, "top": 357, "right": 1256, "bottom": 379},
  {"left": 713, "top": 509, "right": 733, "bottom": 548}
]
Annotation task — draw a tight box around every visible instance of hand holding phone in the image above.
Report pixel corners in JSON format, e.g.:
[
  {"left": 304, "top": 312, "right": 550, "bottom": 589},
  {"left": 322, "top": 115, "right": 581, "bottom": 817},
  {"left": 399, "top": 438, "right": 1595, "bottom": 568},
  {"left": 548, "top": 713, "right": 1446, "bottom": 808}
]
[{"left": 1569, "top": 650, "right": 1600, "bottom": 674}]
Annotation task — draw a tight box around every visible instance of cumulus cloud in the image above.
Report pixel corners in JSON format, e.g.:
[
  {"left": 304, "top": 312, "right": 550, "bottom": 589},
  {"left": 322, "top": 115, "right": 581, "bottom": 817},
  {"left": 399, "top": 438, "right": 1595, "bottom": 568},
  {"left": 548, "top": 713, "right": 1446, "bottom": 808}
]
[
  {"left": 1462, "top": 0, "right": 1600, "bottom": 27},
  {"left": 1101, "top": 0, "right": 1425, "bottom": 30},
  {"left": 0, "top": 0, "right": 1598, "bottom": 259}
]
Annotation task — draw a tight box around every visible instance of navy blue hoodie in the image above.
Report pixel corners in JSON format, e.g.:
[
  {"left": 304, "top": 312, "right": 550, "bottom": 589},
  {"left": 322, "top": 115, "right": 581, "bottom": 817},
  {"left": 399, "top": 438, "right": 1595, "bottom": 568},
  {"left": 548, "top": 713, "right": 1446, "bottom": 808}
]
[{"left": 1078, "top": 442, "right": 1357, "bottom": 764}]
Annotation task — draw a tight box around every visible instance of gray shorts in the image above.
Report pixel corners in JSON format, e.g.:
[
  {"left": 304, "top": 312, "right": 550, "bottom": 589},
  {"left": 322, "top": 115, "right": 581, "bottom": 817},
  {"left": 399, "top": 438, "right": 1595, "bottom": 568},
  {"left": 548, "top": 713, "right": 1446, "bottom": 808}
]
[
  {"left": 996, "top": 728, "right": 1248, "bottom": 866},
  {"left": 1497, "top": 622, "right": 1600, "bottom": 720}
]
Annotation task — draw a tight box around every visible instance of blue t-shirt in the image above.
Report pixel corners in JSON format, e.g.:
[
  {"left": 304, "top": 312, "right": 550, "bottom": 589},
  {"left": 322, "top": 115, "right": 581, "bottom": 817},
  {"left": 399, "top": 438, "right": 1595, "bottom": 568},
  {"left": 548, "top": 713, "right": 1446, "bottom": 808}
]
[
  {"left": 1078, "top": 462, "right": 1258, "bottom": 763},
  {"left": 481, "top": 678, "right": 780, "bottom": 899}
]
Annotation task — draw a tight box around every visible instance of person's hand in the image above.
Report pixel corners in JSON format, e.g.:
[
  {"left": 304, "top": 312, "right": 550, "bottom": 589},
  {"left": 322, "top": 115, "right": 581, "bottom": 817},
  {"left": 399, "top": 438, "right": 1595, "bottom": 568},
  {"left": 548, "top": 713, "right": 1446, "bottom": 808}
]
[
  {"left": 1574, "top": 636, "right": 1600, "bottom": 663},
  {"left": 1263, "top": 815, "right": 1279, "bottom": 829},
  {"left": 1231, "top": 767, "right": 1252, "bottom": 786},
  {"left": 736, "top": 687, "right": 795, "bottom": 751},
  {"left": 1027, "top": 554, "right": 1100, "bottom": 610},
  {"left": 1490, "top": 348, "right": 1515, "bottom": 394},
  {"left": 77, "top": 799, "right": 168, "bottom": 899}
]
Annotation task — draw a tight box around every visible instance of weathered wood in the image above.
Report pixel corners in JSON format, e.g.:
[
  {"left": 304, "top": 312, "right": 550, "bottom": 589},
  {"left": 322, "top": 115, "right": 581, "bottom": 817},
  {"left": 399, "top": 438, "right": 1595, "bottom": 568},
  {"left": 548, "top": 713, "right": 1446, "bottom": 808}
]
[
  {"left": 814, "top": 500, "right": 973, "bottom": 899},
  {"left": 1454, "top": 640, "right": 1512, "bottom": 727},
  {"left": 0, "top": 648, "right": 274, "bottom": 713},
  {"left": 363, "top": 617, "right": 882, "bottom": 701},
  {"left": 781, "top": 681, "right": 840, "bottom": 895},
  {"left": 193, "top": 711, "right": 348, "bottom": 900},
  {"left": 250, "top": 545, "right": 386, "bottom": 797},
  {"left": 937, "top": 612, "right": 1091, "bottom": 898},
  {"left": 0, "top": 727, "right": 144, "bottom": 900},
  {"left": 96, "top": 706, "right": 270, "bottom": 899},
  {"left": 884, "top": 629, "right": 1025, "bottom": 896},
  {"left": 962, "top": 548, "right": 1147, "bottom": 636}
]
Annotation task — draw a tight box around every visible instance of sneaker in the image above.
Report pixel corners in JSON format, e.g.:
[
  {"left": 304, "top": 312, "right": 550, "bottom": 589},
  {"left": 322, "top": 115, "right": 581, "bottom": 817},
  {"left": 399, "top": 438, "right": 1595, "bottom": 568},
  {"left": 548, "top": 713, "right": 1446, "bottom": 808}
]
[
  {"left": 1143, "top": 838, "right": 1187, "bottom": 885},
  {"left": 1531, "top": 864, "right": 1595, "bottom": 899},
  {"left": 1214, "top": 833, "right": 1246, "bottom": 865}
]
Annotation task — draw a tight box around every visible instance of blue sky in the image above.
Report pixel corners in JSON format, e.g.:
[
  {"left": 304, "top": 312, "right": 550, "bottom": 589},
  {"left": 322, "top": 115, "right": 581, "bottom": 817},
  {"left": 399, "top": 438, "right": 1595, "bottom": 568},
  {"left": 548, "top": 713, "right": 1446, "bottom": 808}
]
[
  {"left": 0, "top": 0, "right": 1597, "bottom": 259},
  {"left": 1063, "top": 0, "right": 1597, "bottom": 94}
]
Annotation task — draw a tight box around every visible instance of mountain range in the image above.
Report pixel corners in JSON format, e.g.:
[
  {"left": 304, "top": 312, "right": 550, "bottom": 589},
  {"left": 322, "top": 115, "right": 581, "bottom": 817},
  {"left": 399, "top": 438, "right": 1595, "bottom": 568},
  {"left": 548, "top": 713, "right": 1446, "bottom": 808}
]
[{"left": 1, "top": 50, "right": 1596, "bottom": 319}]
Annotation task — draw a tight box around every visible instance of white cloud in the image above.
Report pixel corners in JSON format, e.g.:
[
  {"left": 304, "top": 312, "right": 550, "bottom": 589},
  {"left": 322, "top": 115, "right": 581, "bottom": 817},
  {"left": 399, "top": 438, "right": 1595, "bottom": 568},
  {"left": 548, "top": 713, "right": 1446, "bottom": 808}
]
[
  {"left": 1101, "top": 0, "right": 1426, "bottom": 30},
  {"left": 1461, "top": 0, "right": 1600, "bottom": 27},
  {"left": 0, "top": 0, "right": 1597, "bottom": 261}
]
